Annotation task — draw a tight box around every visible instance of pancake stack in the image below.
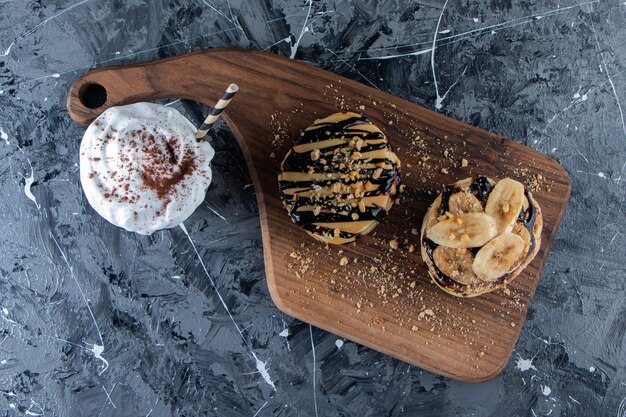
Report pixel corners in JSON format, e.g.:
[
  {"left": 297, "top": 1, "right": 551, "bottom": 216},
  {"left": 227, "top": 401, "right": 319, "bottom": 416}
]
[
  {"left": 420, "top": 177, "right": 543, "bottom": 297},
  {"left": 278, "top": 112, "right": 401, "bottom": 244}
]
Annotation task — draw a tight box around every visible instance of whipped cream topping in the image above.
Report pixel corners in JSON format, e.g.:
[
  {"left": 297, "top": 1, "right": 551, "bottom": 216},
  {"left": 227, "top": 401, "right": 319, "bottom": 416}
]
[{"left": 80, "top": 102, "right": 214, "bottom": 235}]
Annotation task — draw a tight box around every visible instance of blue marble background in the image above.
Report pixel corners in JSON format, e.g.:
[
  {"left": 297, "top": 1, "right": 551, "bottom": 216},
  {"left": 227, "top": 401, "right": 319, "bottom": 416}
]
[{"left": 0, "top": 0, "right": 624, "bottom": 416}]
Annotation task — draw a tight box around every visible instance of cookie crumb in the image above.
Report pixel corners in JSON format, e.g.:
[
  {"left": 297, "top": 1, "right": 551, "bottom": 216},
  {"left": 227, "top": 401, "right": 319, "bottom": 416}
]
[{"left": 339, "top": 256, "right": 349, "bottom": 266}]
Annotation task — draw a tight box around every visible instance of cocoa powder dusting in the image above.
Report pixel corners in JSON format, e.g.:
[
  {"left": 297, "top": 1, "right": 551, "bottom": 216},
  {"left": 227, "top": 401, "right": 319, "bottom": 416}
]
[
  {"left": 96, "top": 124, "right": 200, "bottom": 205},
  {"left": 140, "top": 140, "right": 196, "bottom": 199}
]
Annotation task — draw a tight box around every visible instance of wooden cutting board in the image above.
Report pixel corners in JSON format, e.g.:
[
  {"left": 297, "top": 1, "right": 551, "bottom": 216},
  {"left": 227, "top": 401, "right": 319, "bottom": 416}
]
[{"left": 67, "top": 49, "right": 571, "bottom": 382}]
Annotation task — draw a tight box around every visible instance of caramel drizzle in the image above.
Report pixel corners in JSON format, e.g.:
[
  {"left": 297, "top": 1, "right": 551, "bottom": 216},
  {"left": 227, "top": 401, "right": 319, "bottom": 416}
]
[{"left": 278, "top": 112, "right": 401, "bottom": 242}]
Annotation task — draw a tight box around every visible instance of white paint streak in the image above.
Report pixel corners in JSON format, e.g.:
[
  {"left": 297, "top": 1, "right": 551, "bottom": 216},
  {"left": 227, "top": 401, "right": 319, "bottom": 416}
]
[
  {"left": 617, "top": 397, "right": 626, "bottom": 417},
  {"left": 17, "top": 9, "right": 323, "bottom": 90},
  {"left": 545, "top": 85, "right": 590, "bottom": 132},
  {"left": 255, "top": 357, "right": 276, "bottom": 390},
  {"left": 179, "top": 223, "right": 275, "bottom": 390},
  {"left": 199, "top": 0, "right": 241, "bottom": 31},
  {"left": 102, "top": 384, "right": 117, "bottom": 408},
  {"left": 279, "top": 326, "right": 291, "bottom": 351},
  {"left": 587, "top": 4, "right": 626, "bottom": 137},
  {"left": 164, "top": 99, "right": 181, "bottom": 107},
  {"left": 50, "top": 233, "right": 107, "bottom": 374},
  {"left": 431, "top": 0, "right": 450, "bottom": 110},
  {"left": 335, "top": 339, "right": 344, "bottom": 349},
  {"left": 360, "top": 47, "right": 432, "bottom": 61},
  {"left": 205, "top": 204, "right": 228, "bottom": 223},
  {"left": 325, "top": 48, "right": 380, "bottom": 90},
  {"left": 569, "top": 395, "right": 581, "bottom": 405},
  {"left": 0, "top": 127, "right": 8, "bottom": 145},
  {"left": 360, "top": 1, "right": 599, "bottom": 61},
  {"left": 515, "top": 355, "right": 537, "bottom": 372},
  {"left": 2, "top": 0, "right": 92, "bottom": 57},
  {"left": 90, "top": 343, "right": 109, "bottom": 375},
  {"left": 24, "top": 402, "right": 44, "bottom": 416},
  {"left": 264, "top": 36, "right": 291, "bottom": 51},
  {"left": 23, "top": 164, "right": 40, "bottom": 209},
  {"left": 310, "top": 324, "right": 319, "bottom": 417},
  {"left": 290, "top": 0, "right": 313, "bottom": 59},
  {"left": 252, "top": 400, "right": 269, "bottom": 417}
]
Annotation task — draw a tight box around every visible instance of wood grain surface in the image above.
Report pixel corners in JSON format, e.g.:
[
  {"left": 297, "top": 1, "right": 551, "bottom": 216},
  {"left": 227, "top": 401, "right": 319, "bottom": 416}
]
[{"left": 67, "top": 48, "right": 571, "bottom": 382}]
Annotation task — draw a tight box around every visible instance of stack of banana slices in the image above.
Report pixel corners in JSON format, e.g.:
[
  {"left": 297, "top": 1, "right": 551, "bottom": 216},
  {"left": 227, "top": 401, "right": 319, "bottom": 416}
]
[{"left": 420, "top": 177, "right": 543, "bottom": 297}]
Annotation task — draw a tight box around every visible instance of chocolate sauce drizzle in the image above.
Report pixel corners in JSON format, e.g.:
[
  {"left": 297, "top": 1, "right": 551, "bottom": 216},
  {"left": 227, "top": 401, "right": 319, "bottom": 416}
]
[{"left": 278, "top": 113, "right": 401, "bottom": 242}]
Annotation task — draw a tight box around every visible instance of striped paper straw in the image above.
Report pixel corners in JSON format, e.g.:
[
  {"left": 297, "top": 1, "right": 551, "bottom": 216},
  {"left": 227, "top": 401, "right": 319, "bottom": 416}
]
[{"left": 195, "top": 83, "right": 239, "bottom": 139}]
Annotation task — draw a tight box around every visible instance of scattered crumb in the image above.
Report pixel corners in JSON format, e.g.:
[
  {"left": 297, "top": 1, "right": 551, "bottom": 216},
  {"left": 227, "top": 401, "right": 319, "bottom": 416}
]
[{"left": 275, "top": 93, "right": 529, "bottom": 359}]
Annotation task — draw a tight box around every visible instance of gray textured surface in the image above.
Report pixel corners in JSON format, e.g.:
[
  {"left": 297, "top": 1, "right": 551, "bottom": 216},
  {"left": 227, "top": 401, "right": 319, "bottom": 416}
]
[{"left": 0, "top": 0, "right": 624, "bottom": 416}]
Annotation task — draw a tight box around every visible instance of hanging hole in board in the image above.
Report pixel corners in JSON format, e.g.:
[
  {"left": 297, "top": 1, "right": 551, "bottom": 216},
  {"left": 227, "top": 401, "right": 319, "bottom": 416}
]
[{"left": 78, "top": 83, "right": 107, "bottom": 109}]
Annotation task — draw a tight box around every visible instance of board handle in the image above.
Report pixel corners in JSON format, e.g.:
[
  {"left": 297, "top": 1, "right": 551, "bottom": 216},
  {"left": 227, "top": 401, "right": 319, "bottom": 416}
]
[{"left": 67, "top": 49, "right": 267, "bottom": 127}]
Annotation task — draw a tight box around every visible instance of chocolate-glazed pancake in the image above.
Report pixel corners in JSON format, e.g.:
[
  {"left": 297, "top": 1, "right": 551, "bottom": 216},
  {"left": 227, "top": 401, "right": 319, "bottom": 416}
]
[
  {"left": 278, "top": 112, "right": 401, "bottom": 244},
  {"left": 420, "top": 176, "right": 543, "bottom": 297}
]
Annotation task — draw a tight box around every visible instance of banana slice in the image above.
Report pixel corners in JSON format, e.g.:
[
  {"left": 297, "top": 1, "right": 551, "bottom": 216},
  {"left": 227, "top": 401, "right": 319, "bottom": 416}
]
[
  {"left": 472, "top": 233, "right": 525, "bottom": 281},
  {"left": 512, "top": 222, "right": 531, "bottom": 250},
  {"left": 485, "top": 178, "right": 525, "bottom": 234},
  {"left": 426, "top": 212, "right": 497, "bottom": 248},
  {"left": 449, "top": 192, "right": 483, "bottom": 215},
  {"left": 433, "top": 246, "right": 480, "bottom": 285}
]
